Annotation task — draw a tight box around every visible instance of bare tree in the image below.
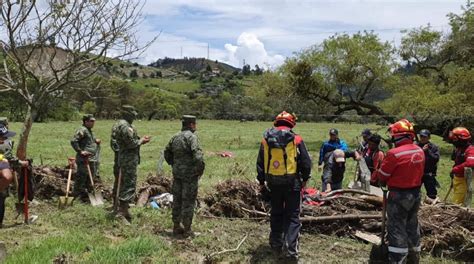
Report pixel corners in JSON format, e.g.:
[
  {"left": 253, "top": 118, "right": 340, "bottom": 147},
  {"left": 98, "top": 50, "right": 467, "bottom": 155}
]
[{"left": 0, "top": 0, "right": 156, "bottom": 159}]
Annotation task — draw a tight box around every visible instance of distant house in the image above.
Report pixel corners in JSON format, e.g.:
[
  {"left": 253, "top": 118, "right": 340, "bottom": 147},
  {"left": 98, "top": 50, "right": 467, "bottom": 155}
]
[{"left": 212, "top": 68, "right": 220, "bottom": 74}]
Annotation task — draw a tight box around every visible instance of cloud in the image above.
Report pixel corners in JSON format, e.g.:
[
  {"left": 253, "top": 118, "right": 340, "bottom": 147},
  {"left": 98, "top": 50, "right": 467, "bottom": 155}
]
[{"left": 223, "top": 32, "right": 285, "bottom": 69}]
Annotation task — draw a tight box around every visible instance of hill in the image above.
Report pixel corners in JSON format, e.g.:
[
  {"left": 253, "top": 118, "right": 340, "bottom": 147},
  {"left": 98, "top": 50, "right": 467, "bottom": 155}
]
[{"left": 148, "top": 57, "right": 239, "bottom": 74}]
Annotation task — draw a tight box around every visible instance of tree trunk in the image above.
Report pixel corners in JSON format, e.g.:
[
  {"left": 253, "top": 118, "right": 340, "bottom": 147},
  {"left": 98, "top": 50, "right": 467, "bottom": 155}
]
[{"left": 16, "top": 105, "right": 36, "bottom": 160}]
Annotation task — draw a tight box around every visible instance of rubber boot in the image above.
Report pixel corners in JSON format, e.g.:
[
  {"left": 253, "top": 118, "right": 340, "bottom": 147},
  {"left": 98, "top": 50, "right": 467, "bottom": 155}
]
[{"left": 173, "top": 223, "right": 184, "bottom": 236}]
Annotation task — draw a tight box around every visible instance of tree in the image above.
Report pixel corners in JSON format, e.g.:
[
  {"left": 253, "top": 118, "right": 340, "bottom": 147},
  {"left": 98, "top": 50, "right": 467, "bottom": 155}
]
[
  {"left": 0, "top": 0, "right": 155, "bottom": 159},
  {"left": 254, "top": 64, "right": 263, "bottom": 75},
  {"left": 242, "top": 64, "right": 251, "bottom": 76},
  {"left": 283, "top": 32, "right": 396, "bottom": 121}
]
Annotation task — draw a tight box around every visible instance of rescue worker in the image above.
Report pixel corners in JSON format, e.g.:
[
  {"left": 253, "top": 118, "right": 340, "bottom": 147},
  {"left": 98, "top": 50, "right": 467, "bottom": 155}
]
[
  {"left": 164, "top": 115, "right": 204, "bottom": 238},
  {"left": 70, "top": 114, "right": 101, "bottom": 202},
  {"left": 416, "top": 129, "right": 440, "bottom": 202},
  {"left": 448, "top": 127, "right": 474, "bottom": 205},
  {"left": 114, "top": 105, "right": 150, "bottom": 223},
  {"left": 318, "top": 128, "right": 348, "bottom": 172},
  {"left": 0, "top": 124, "right": 15, "bottom": 228},
  {"left": 377, "top": 119, "right": 425, "bottom": 264},
  {"left": 365, "top": 134, "right": 385, "bottom": 186},
  {"left": 256, "top": 111, "right": 312, "bottom": 260}
]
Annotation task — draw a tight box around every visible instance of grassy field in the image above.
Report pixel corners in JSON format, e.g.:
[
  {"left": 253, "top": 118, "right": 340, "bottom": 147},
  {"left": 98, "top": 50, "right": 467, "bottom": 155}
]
[{"left": 0, "top": 120, "right": 462, "bottom": 263}]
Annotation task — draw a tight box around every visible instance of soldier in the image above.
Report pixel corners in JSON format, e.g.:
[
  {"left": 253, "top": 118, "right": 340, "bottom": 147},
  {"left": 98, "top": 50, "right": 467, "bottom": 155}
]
[
  {"left": 114, "top": 105, "right": 150, "bottom": 223},
  {"left": 70, "top": 114, "right": 101, "bottom": 202},
  {"left": 164, "top": 115, "right": 204, "bottom": 237}
]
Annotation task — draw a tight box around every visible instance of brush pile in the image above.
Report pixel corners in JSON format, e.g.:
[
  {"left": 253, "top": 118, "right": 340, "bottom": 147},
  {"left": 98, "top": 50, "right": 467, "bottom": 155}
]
[{"left": 203, "top": 179, "right": 474, "bottom": 261}]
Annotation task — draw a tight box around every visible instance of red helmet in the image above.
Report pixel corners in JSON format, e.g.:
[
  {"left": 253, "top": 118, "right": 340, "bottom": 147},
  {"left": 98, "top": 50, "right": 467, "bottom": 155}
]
[
  {"left": 449, "top": 127, "right": 471, "bottom": 141},
  {"left": 274, "top": 111, "right": 297, "bottom": 128},
  {"left": 388, "top": 119, "right": 415, "bottom": 138}
]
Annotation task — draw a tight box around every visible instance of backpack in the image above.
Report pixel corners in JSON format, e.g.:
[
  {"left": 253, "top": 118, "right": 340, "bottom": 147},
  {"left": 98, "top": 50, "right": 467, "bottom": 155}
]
[{"left": 262, "top": 128, "right": 298, "bottom": 177}]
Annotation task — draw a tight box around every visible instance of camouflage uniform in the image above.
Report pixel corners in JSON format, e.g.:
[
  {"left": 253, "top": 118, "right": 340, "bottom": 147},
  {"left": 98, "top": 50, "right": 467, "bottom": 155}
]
[
  {"left": 0, "top": 122, "right": 15, "bottom": 228},
  {"left": 70, "top": 115, "right": 99, "bottom": 200},
  {"left": 164, "top": 115, "right": 204, "bottom": 235},
  {"left": 110, "top": 119, "right": 128, "bottom": 202}
]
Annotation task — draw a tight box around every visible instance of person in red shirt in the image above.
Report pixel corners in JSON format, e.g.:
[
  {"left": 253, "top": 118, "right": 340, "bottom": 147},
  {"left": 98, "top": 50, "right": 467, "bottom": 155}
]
[
  {"left": 364, "top": 134, "right": 385, "bottom": 186},
  {"left": 448, "top": 127, "right": 474, "bottom": 205},
  {"left": 377, "top": 119, "right": 425, "bottom": 264}
]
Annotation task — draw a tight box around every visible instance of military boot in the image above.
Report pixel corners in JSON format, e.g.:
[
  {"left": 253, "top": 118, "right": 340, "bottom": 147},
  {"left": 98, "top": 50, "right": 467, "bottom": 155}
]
[
  {"left": 115, "top": 202, "right": 131, "bottom": 225},
  {"left": 173, "top": 223, "right": 184, "bottom": 236},
  {"left": 182, "top": 225, "right": 195, "bottom": 238}
]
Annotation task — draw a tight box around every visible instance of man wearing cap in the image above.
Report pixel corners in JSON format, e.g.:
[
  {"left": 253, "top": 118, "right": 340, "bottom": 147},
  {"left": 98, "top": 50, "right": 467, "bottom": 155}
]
[
  {"left": 71, "top": 114, "right": 101, "bottom": 202},
  {"left": 164, "top": 115, "right": 204, "bottom": 237},
  {"left": 114, "top": 105, "right": 150, "bottom": 223},
  {"left": 417, "top": 129, "right": 440, "bottom": 203},
  {"left": 365, "top": 134, "right": 385, "bottom": 186},
  {"left": 358, "top": 129, "right": 372, "bottom": 153},
  {"left": 318, "top": 128, "right": 348, "bottom": 172},
  {"left": 321, "top": 149, "right": 360, "bottom": 192},
  {"left": 0, "top": 124, "right": 15, "bottom": 228}
]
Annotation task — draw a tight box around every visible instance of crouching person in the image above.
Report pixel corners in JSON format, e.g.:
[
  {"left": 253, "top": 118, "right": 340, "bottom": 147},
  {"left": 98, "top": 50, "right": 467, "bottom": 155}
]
[
  {"left": 164, "top": 115, "right": 204, "bottom": 238},
  {"left": 256, "top": 111, "right": 312, "bottom": 261},
  {"left": 377, "top": 119, "right": 424, "bottom": 264}
]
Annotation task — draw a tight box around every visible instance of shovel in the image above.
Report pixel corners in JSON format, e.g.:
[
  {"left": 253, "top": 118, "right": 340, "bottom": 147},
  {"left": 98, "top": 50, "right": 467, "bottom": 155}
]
[
  {"left": 114, "top": 168, "right": 122, "bottom": 213},
  {"left": 58, "top": 157, "right": 75, "bottom": 209},
  {"left": 369, "top": 187, "right": 388, "bottom": 263},
  {"left": 85, "top": 159, "right": 104, "bottom": 206}
]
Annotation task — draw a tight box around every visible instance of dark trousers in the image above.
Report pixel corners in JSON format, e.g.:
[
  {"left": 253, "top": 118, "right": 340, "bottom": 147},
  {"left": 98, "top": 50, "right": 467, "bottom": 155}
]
[
  {"left": 387, "top": 189, "right": 421, "bottom": 263},
  {"left": 269, "top": 184, "right": 301, "bottom": 257},
  {"left": 422, "top": 174, "right": 438, "bottom": 199},
  {"left": 0, "top": 193, "right": 5, "bottom": 226}
]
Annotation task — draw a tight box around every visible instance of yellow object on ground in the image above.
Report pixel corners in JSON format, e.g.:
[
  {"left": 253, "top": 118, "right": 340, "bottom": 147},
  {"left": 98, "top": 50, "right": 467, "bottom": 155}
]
[{"left": 453, "top": 176, "right": 467, "bottom": 205}]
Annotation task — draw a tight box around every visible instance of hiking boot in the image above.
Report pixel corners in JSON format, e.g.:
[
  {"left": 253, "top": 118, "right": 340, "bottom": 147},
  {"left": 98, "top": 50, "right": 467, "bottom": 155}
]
[
  {"left": 173, "top": 223, "right": 184, "bottom": 236},
  {"left": 118, "top": 202, "right": 132, "bottom": 223},
  {"left": 182, "top": 226, "right": 195, "bottom": 238}
]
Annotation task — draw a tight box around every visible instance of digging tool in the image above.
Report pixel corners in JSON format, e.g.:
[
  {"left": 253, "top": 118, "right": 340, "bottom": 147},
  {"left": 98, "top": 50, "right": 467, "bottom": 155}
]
[
  {"left": 444, "top": 177, "right": 454, "bottom": 203},
  {"left": 58, "top": 157, "right": 75, "bottom": 209},
  {"left": 369, "top": 187, "right": 388, "bottom": 263},
  {"left": 84, "top": 158, "right": 104, "bottom": 206}
]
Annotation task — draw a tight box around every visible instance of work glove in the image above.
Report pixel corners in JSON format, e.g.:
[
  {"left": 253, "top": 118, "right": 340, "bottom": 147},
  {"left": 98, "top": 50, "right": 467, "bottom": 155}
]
[
  {"left": 259, "top": 184, "right": 271, "bottom": 202},
  {"left": 450, "top": 172, "right": 454, "bottom": 179}
]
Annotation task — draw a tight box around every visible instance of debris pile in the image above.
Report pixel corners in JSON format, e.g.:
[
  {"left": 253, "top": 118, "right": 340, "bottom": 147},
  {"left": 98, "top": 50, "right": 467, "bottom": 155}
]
[
  {"left": 136, "top": 173, "right": 173, "bottom": 207},
  {"left": 202, "top": 179, "right": 474, "bottom": 261},
  {"left": 33, "top": 166, "right": 70, "bottom": 199},
  {"left": 203, "top": 179, "right": 269, "bottom": 218}
]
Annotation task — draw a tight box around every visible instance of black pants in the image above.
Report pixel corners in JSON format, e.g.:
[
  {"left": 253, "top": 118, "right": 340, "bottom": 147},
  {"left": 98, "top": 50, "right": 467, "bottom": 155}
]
[
  {"left": 269, "top": 184, "right": 301, "bottom": 257},
  {"left": 422, "top": 174, "right": 438, "bottom": 199},
  {"left": 387, "top": 189, "right": 421, "bottom": 263},
  {"left": 0, "top": 192, "right": 6, "bottom": 226}
]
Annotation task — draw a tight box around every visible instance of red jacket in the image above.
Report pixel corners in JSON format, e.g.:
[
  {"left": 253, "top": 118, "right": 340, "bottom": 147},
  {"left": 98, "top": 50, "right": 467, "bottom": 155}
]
[
  {"left": 377, "top": 141, "right": 425, "bottom": 189},
  {"left": 369, "top": 150, "right": 385, "bottom": 185},
  {"left": 452, "top": 145, "right": 474, "bottom": 176}
]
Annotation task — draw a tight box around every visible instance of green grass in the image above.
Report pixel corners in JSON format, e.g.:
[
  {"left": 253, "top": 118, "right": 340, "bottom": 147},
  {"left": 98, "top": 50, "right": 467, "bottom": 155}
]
[
  {"left": 0, "top": 120, "right": 464, "bottom": 263},
  {"left": 129, "top": 78, "right": 200, "bottom": 94}
]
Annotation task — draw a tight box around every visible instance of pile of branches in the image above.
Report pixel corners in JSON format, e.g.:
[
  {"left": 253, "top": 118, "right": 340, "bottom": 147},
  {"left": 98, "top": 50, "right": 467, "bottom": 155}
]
[
  {"left": 33, "top": 165, "right": 70, "bottom": 199},
  {"left": 203, "top": 179, "right": 269, "bottom": 218},
  {"left": 136, "top": 173, "right": 173, "bottom": 207},
  {"left": 202, "top": 179, "right": 474, "bottom": 261},
  {"left": 419, "top": 205, "right": 474, "bottom": 261}
]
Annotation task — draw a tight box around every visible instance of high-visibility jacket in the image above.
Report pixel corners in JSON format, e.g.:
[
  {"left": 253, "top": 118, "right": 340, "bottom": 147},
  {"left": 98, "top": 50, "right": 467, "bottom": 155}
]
[{"left": 377, "top": 141, "right": 425, "bottom": 189}]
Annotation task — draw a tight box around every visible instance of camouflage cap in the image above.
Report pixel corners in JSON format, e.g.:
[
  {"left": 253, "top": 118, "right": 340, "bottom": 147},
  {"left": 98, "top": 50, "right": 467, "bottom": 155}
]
[
  {"left": 0, "top": 117, "right": 8, "bottom": 126},
  {"left": 182, "top": 115, "right": 197, "bottom": 124},
  {"left": 121, "top": 105, "right": 138, "bottom": 116},
  {"left": 0, "top": 124, "right": 15, "bottom": 138},
  {"left": 82, "top": 114, "right": 96, "bottom": 122}
]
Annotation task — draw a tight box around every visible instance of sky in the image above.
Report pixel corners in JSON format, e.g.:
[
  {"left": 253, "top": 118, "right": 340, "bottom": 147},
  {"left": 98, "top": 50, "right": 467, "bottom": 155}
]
[{"left": 136, "top": 0, "right": 466, "bottom": 69}]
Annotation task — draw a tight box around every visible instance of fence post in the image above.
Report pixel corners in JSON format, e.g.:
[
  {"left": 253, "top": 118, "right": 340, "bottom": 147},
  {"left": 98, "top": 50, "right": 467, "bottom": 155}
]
[{"left": 464, "top": 167, "right": 473, "bottom": 208}]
